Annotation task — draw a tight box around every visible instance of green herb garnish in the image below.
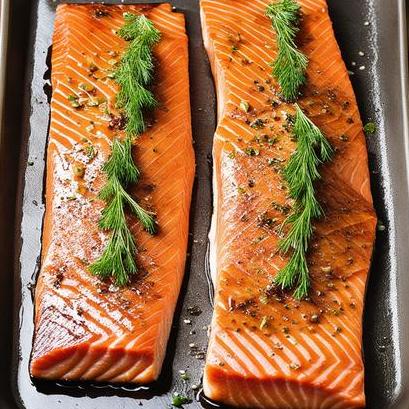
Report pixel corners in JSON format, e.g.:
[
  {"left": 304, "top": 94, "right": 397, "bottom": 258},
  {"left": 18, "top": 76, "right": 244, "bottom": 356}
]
[
  {"left": 266, "top": 0, "right": 308, "bottom": 101},
  {"left": 171, "top": 392, "right": 192, "bottom": 408},
  {"left": 265, "top": 0, "right": 333, "bottom": 299},
  {"left": 179, "top": 370, "right": 190, "bottom": 381},
  {"left": 68, "top": 94, "right": 82, "bottom": 108},
  {"left": 364, "top": 121, "right": 376, "bottom": 135},
  {"left": 89, "top": 14, "right": 160, "bottom": 286},
  {"left": 245, "top": 147, "right": 260, "bottom": 156},
  {"left": 275, "top": 105, "right": 333, "bottom": 298},
  {"left": 84, "top": 143, "right": 97, "bottom": 160},
  {"left": 115, "top": 13, "right": 161, "bottom": 136}
]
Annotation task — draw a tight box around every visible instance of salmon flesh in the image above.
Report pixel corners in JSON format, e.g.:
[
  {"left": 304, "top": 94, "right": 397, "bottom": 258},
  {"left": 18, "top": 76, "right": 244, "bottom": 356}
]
[
  {"left": 200, "top": 0, "right": 377, "bottom": 407},
  {"left": 30, "top": 4, "right": 194, "bottom": 384}
]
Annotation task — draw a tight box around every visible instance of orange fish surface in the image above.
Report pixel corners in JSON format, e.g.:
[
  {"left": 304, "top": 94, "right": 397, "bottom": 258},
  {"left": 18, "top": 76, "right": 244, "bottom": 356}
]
[
  {"left": 30, "top": 3, "right": 194, "bottom": 384},
  {"left": 201, "top": 0, "right": 377, "bottom": 407}
]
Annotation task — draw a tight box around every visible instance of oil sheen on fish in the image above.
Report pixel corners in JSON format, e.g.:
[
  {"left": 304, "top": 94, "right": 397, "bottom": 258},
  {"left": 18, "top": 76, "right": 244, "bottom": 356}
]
[
  {"left": 201, "top": 0, "right": 377, "bottom": 407},
  {"left": 30, "top": 4, "right": 194, "bottom": 384}
]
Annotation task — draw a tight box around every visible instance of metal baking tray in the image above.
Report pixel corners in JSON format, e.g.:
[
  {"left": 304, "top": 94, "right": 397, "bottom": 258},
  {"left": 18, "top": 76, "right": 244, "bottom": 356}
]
[{"left": 0, "top": 0, "right": 408, "bottom": 408}]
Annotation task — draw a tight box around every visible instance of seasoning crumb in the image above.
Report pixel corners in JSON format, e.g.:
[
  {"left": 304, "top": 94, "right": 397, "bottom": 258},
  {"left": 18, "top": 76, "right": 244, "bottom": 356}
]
[
  {"left": 179, "top": 370, "right": 189, "bottom": 381},
  {"left": 245, "top": 147, "right": 260, "bottom": 156},
  {"left": 187, "top": 305, "right": 202, "bottom": 316},
  {"left": 377, "top": 222, "right": 386, "bottom": 231},
  {"left": 94, "top": 8, "right": 110, "bottom": 18},
  {"left": 250, "top": 118, "right": 265, "bottom": 129},
  {"left": 321, "top": 266, "right": 332, "bottom": 274},
  {"left": 289, "top": 362, "right": 301, "bottom": 370},
  {"left": 240, "top": 100, "right": 250, "bottom": 113},
  {"left": 259, "top": 316, "right": 270, "bottom": 330}
]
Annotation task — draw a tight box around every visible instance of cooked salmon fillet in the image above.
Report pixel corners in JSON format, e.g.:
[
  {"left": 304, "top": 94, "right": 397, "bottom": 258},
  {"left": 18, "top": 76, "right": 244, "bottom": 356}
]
[
  {"left": 201, "top": 0, "right": 377, "bottom": 408},
  {"left": 30, "top": 4, "right": 194, "bottom": 384}
]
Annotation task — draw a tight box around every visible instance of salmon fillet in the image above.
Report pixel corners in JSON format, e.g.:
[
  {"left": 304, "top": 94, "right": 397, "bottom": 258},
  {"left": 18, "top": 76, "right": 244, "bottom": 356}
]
[
  {"left": 30, "top": 4, "right": 194, "bottom": 384},
  {"left": 201, "top": 0, "right": 377, "bottom": 408}
]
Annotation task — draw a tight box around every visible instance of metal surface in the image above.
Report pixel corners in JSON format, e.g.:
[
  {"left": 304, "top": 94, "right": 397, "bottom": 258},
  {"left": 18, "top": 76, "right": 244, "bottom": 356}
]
[
  {"left": 0, "top": 1, "right": 11, "bottom": 409},
  {"left": 0, "top": 0, "right": 408, "bottom": 408}
]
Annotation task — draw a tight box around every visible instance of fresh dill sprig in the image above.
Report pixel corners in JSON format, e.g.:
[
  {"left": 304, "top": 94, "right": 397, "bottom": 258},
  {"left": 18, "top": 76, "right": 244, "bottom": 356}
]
[
  {"left": 275, "top": 105, "right": 333, "bottom": 299},
  {"left": 90, "top": 14, "right": 160, "bottom": 286},
  {"left": 265, "top": 0, "right": 332, "bottom": 298},
  {"left": 89, "top": 222, "right": 137, "bottom": 287},
  {"left": 266, "top": 0, "right": 308, "bottom": 101},
  {"left": 115, "top": 13, "right": 161, "bottom": 136}
]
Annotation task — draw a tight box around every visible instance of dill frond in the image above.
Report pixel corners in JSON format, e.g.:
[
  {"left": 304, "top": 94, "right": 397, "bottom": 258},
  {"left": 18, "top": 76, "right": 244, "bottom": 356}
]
[
  {"left": 115, "top": 13, "right": 161, "bottom": 136},
  {"left": 266, "top": 0, "right": 308, "bottom": 101},
  {"left": 98, "top": 173, "right": 157, "bottom": 234},
  {"left": 89, "top": 223, "right": 137, "bottom": 286},
  {"left": 266, "top": 1, "right": 333, "bottom": 299},
  {"left": 90, "top": 14, "right": 159, "bottom": 286},
  {"left": 102, "top": 138, "right": 140, "bottom": 187},
  {"left": 276, "top": 105, "right": 333, "bottom": 299}
]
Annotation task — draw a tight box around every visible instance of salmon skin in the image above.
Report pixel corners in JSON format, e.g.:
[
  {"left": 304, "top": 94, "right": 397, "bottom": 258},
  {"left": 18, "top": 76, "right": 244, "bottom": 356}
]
[
  {"left": 201, "top": 0, "right": 377, "bottom": 408},
  {"left": 30, "top": 4, "right": 194, "bottom": 384}
]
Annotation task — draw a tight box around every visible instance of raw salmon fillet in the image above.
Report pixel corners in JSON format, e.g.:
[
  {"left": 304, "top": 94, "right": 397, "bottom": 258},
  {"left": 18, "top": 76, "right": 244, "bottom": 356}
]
[
  {"left": 30, "top": 4, "right": 194, "bottom": 384},
  {"left": 201, "top": 0, "right": 377, "bottom": 407}
]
